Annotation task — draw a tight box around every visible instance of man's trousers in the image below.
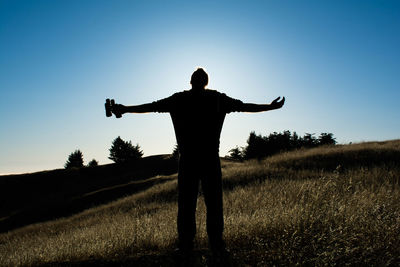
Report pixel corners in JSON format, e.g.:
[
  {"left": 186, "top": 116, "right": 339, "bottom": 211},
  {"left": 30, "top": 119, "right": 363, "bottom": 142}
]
[{"left": 177, "top": 154, "right": 224, "bottom": 250}]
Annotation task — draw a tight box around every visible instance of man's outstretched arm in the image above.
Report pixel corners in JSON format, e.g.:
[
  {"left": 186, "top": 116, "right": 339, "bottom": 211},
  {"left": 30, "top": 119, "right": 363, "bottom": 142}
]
[
  {"left": 241, "top": 96, "right": 285, "bottom": 112},
  {"left": 107, "top": 94, "right": 174, "bottom": 117},
  {"left": 113, "top": 103, "right": 156, "bottom": 114}
]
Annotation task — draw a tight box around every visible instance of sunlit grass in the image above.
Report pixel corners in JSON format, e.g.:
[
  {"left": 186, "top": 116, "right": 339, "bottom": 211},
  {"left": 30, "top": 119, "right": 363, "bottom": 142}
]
[{"left": 1, "top": 141, "right": 399, "bottom": 266}]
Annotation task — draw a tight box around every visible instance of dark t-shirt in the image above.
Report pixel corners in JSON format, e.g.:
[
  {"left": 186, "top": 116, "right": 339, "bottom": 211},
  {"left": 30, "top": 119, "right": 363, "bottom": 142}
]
[{"left": 151, "top": 89, "right": 243, "bottom": 156}]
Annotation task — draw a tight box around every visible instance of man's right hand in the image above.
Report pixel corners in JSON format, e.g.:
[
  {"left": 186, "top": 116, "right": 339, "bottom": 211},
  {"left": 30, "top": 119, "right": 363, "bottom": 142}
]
[
  {"left": 112, "top": 104, "right": 126, "bottom": 118},
  {"left": 105, "top": 99, "right": 126, "bottom": 118}
]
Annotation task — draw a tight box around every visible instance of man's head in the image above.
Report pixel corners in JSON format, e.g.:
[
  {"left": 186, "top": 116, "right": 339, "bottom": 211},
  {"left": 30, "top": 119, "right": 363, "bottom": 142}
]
[{"left": 190, "top": 68, "right": 208, "bottom": 89}]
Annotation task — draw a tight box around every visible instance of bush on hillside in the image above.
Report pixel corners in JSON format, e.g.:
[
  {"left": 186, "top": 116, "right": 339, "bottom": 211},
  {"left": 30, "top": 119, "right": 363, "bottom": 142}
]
[
  {"left": 109, "top": 136, "right": 143, "bottom": 163},
  {"left": 318, "top": 132, "right": 336, "bottom": 146},
  {"left": 87, "top": 159, "right": 98, "bottom": 167},
  {"left": 64, "top": 150, "right": 84, "bottom": 169},
  {"left": 227, "top": 146, "right": 245, "bottom": 161}
]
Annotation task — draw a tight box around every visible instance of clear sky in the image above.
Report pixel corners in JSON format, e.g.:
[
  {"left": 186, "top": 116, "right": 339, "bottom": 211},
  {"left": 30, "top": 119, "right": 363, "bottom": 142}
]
[{"left": 1, "top": 0, "right": 399, "bottom": 174}]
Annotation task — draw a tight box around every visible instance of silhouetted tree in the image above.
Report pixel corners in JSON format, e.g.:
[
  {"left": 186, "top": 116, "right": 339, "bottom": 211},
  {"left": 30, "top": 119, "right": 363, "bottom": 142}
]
[
  {"left": 301, "top": 133, "right": 318, "bottom": 148},
  {"left": 87, "top": 159, "right": 98, "bottom": 167},
  {"left": 65, "top": 150, "right": 84, "bottom": 169},
  {"left": 243, "top": 132, "right": 268, "bottom": 159},
  {"left": 227, "top": 146, "right": 244, "bottom": 161},
  {"left": 265, "top": 130, "right": 292, "bottom": 155},
  {"left": 318, "top": 132, "right": 336, "bottom": 145},
  {"left": 290, "top": 131, "right": 301, "bottom": 149},
  {"left": 109, "top": 136, "right": 143, "bottom": 163}
]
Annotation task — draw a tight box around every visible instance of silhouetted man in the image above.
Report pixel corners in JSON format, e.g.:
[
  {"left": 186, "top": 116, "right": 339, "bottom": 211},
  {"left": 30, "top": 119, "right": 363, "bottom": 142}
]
[{"left": 110, "top": 68, "right": 285, "bottom": 254}]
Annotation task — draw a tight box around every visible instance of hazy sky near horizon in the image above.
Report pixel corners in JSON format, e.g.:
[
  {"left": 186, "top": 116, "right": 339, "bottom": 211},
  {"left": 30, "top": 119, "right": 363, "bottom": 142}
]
[{"left": 1, "top": 0, "right": 399, "bottom": 174}]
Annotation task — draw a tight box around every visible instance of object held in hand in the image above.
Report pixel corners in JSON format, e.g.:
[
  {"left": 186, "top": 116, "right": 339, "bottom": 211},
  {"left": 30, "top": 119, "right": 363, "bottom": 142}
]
[{"left": 105, "top": 98, "right": 122, "bottom": 118}]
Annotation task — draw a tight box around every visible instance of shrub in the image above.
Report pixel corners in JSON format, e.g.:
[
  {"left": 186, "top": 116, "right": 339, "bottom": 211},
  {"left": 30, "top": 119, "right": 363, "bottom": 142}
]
[
  {"left": 64, "top": 150, "right": 84, "bottom": 169},
  {"left": 87, "top": 159, "right": 98, "bottom": 167},
  {"left": 227, "top": 146, "right": 244, "bottom": 161},
  {"left": 109, "top": 136, "right": 143, "bottom": 163},
  {"left": 318, "top": 132, "right": 337, "bottom": 146}
]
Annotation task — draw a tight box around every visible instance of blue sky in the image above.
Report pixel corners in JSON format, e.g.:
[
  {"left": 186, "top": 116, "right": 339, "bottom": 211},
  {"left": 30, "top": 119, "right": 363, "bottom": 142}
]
[{"left": 1, "top": 0, "right": 399, "bottom": 174}]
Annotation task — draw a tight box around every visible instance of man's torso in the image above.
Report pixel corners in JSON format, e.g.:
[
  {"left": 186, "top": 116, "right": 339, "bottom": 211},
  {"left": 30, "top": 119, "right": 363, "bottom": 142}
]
[{"left": 153, "top": 89, "right": 243, "bottom": 156}]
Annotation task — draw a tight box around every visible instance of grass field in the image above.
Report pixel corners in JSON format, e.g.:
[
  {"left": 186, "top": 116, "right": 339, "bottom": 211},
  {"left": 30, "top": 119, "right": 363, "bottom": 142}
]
[{"left": 1, "top": 141, "right": 399, "bottom": 266}]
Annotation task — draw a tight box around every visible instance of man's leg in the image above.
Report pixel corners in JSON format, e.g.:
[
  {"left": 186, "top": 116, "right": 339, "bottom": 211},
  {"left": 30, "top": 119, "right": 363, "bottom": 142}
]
[
  {"left": 201, "top": 156, "right": 225, "bottom": 251},
  {"left": 177, "top": 158, "right": 199, "bottom": 250}
]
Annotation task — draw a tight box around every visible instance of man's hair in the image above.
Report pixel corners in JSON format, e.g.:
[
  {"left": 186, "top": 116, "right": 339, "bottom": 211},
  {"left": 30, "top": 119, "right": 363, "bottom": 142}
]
[{"left": 190, "top": 68, "right": 208, "bottom": 88}]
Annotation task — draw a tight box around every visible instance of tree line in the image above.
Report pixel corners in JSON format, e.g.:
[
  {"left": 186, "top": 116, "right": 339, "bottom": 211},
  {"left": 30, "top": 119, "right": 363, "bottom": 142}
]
[
  {"left": 64, "top": 136, "right": 143, "bottom": 169},
  {"left": 65, "top": 131, "right": 336, "bottom": 168},
  {"left": 227, "top": 131, "right": 336, "bottom": 161}
]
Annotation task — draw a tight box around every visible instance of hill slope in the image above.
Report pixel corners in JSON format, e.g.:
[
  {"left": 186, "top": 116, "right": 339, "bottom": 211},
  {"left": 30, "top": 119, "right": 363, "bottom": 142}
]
[
  {"left": 0, "top": 155, "right": 178, "bottom": 232},
  {"left": 0, "top": 141, "right": 399, "bottom": 266}
]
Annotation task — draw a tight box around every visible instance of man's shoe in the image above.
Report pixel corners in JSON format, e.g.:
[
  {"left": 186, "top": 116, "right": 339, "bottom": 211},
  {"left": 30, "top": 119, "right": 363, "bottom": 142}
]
[
  {"left": 174, "top": 247, "right": 194, "bottom": 267},
  {"left": 209, "top": 239, "right": 226, "bottom": 254}
]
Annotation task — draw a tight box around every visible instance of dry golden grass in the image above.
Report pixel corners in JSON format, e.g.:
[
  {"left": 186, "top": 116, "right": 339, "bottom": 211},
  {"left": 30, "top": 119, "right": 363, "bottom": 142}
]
[{"left": 1, "top": 141, "right": 399, "bottom": 266}]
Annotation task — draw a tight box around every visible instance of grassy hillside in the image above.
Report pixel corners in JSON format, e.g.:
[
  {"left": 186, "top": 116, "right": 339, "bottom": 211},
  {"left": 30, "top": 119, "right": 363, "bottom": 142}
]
[
  {"left": 0, "top": 155, "right": 178, "bottom": 232},
  {"left": 0, "top": 141, "right": 399, "bottom": 266}
]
